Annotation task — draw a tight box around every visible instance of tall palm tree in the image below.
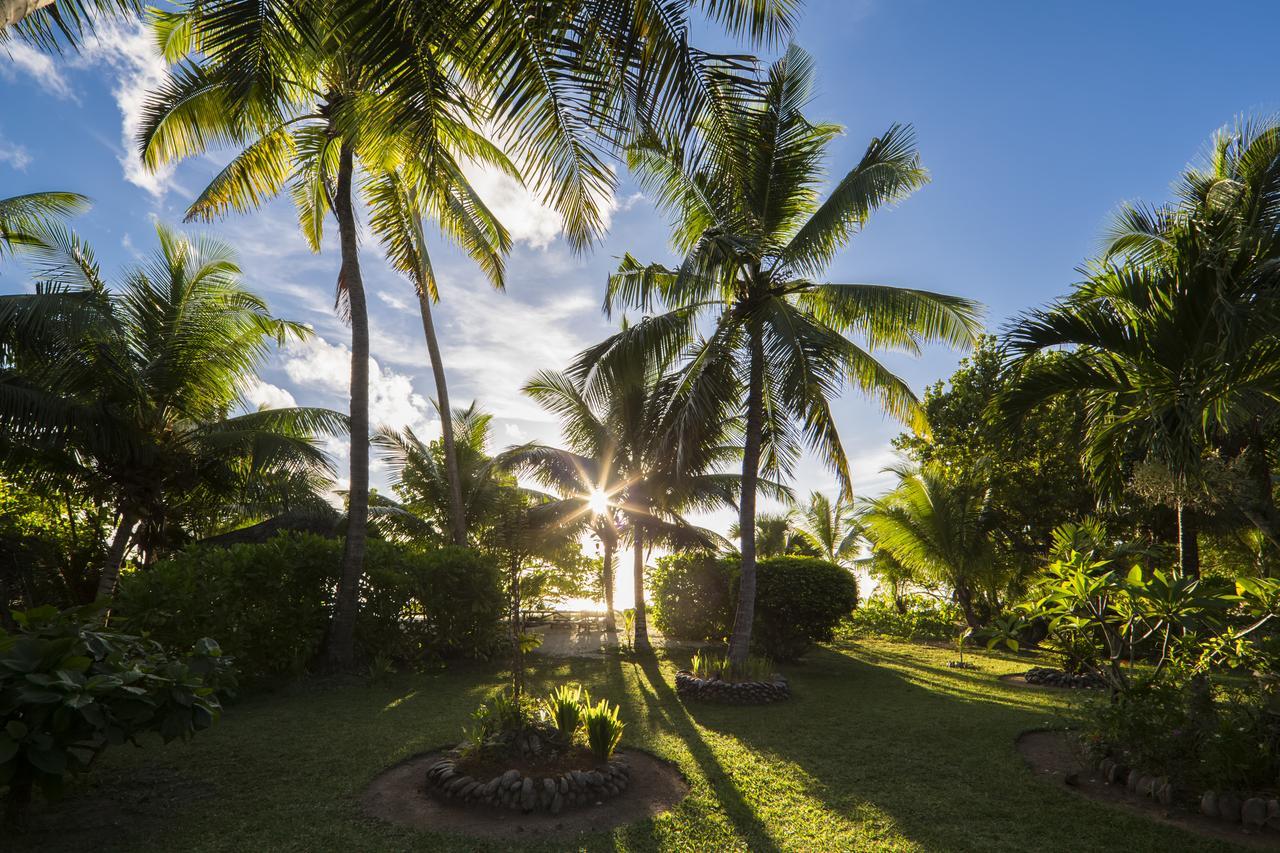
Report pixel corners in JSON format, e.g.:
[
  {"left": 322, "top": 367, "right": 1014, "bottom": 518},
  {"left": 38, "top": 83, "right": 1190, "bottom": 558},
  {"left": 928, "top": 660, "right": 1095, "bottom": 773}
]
[
  {"left": 137, "top": 0, "right": 794, "bottom": 669},
  {"left": 580, "top": 45, "right": 982, "bottom": 668},
  {"left": 793, "top": 490, "right": 861, "bottom": 566},
  {"left": 499, "top": 363, "right": 746, "bottom": 650},
  {"left": 1, "top": 0, "right": 135, "bottom": 47},
  {"left": 366, "top": 172, "right": 509, "bottom": 546},
  {"left": 860, "top": 462, "right": 997, "bottom": 628},
  {"left": 0, "top": 222, "right": 343, "bottom": 600}
]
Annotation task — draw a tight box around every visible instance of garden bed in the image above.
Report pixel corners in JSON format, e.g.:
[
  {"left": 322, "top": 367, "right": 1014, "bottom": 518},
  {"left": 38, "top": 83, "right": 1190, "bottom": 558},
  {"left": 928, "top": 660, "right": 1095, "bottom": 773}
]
[
  {"left": 674, "top": 669, "right": 790, "bottom": 704},
  {"left": 362, "top": 748, "right": 688, "bottom": 842},
  {"left": 1017, "top": 729, "right": 1279, "bottom": 849},
  {"left": 423, "top": 751, "right": 632, "bottom": 813},
  {"left": 998, "top": 669, "right": 1105, "bottom": 691}
]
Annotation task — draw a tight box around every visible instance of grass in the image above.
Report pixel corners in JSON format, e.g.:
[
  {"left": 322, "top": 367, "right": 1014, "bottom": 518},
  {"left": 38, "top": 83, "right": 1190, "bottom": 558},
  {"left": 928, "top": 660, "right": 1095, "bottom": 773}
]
[{"left": 13, "top": 636, "right": 1249, "bottom": 852}]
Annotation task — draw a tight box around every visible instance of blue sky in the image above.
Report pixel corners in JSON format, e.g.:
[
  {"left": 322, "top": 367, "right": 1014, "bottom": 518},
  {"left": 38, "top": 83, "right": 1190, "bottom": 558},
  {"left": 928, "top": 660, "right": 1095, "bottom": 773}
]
[{"left": 3, "top": 0, "right": 1279, "bottom": 538}]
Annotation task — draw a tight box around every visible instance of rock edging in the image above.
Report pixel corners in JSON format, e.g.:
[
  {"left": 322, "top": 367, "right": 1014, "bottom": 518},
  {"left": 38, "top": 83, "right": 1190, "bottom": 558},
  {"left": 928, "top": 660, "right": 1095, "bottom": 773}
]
[
  {"left": 1094, "top": 755, "right": 1280, "bottom": 834},
  {"left": 674, "top": 670, "right": 790, "bottom": 704},
  {"left": 423, "top": 755, "right": 631, "bottom": 814},
  {"left": 1024, "top": 666, "right": 1106, "bottom": 689}
]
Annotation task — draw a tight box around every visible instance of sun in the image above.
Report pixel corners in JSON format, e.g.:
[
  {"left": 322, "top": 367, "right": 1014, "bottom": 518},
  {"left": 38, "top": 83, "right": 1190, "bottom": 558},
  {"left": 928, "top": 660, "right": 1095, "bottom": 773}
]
[{"left": 587, "top": 488, "right": 610, "bottom": 515}]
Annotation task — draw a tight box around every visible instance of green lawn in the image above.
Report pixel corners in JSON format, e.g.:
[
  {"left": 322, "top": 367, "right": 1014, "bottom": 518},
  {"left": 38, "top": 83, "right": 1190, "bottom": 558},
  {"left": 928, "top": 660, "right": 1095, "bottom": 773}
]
[{"left": 14, "top": 636, "right": 1246, "bottom": 852}]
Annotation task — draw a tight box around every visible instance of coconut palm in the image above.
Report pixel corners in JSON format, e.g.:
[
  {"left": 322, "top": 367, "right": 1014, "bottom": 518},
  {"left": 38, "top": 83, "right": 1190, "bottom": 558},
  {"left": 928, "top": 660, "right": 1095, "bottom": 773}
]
[
  {"left": 498, "top": 362, "right": 752, "bottom": 650},
  {"left": 860, "top": 462, "right": 998, "bottom": 628},
  {"left": 0, "top": 222, "right": 343, "bottom": 600},
  {"left": 0, "top": 192, "right": 88, "bottom": 261},
  {"left": 137, "top": 0, "right": 793, "bottom": 669},
  {"left": 580, "top": 45, "right": 981, "bottom": 668},
  {"left": 793, "top": 490, "right": 861, "bottom": 566}
]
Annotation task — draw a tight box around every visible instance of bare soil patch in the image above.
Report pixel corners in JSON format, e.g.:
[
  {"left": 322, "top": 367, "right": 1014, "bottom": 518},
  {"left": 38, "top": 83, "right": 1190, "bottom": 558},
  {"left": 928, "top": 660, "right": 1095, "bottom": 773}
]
[
  {"left": 362, "top": 748, "right": 688, "bottom": 843},
  {"left": 1017, "top": 729, "right": 1274, "bottom": 850},
  {"left": 999, "top": 673, "right": 1076, "bottom": 692}
]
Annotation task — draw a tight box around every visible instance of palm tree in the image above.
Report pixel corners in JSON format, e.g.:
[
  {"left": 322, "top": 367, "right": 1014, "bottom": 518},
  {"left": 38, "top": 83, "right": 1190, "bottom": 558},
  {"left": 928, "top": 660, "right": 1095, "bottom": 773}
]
[
  {"left": 372, "top": 403, "right": 512, "bottom": 545},
  {"left": 137, "top": 0, "right": 792, "bottom": 669},
  {"left": 860, "top": 463, "right": 997, "bottom": 628},
  {"left": 0, "top": 192, "right": 88, "bottom": 261},
  {"left": 793, "top": 490, "right": 861, "bottom": 566},
  {"left": 499, "top": 363, "right": 745, "bottom": 650},
  {"left": 366, "top": 172, "right": 509, "bottom": 546},
  {"left": 580, "top": 45, "right": 982, "bottom": 668},
  {"left": 1003, "top": 244, "right": 1280, "bottom": 578},
  {"left": 0, "top": 222, "right": 343, "bottom": 600}
]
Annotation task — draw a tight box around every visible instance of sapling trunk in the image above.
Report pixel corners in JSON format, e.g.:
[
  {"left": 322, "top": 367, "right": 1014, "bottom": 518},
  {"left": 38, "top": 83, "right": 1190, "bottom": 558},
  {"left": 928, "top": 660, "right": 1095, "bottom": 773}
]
[
  {"left": 728, "top": 322, "right": 765, "bottom": 672},
  {"left": 632, "top": 530, "right": 650, "bottom": 651}
]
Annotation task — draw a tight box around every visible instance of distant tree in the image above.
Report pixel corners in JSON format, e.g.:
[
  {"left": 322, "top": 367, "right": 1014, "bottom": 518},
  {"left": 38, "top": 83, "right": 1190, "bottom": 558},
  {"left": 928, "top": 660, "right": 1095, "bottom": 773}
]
[
  {"left": 792, "top": 491, "right": 861, "bottom": 566},
  {"left": 861, "top": 463, "right": 1003, "bottom": 628},
  {"left": 893, "top": 335, "right": 1096, "bottom": 573}
]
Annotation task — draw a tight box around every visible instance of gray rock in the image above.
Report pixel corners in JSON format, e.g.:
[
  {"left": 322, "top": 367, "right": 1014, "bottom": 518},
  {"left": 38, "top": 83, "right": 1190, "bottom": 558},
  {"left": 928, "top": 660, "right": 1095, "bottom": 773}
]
[
  {"left": 501, "top": 768, "right": 521, "bottom": 788},
  {"left": 587, "top": 770, "right": 605, "bottom": 787},
  {"left": 551, "top": 792, "right": 564, "bottom": 814},
  {"left": 1241, "top": 798, "right": 1268, "bottom": 828},
  {"left": 447, "top": 775, "right": 473, "bottom": 794},
  {"left": 1218, "top": 793, "right": 1242, "bottom": 823},
  {"left": 1201, "top": 791, "right": 1218, "bottom": 818},
  {"left": 520, "top": 777, "right": 537, "bottom": 811},
  {"left": 1126, "top": 769, "right": 1141, "bottom": 792},
  {"left": 1156, "top": 782, "right": 1174, "bottom": 807},
  {"left": 557, "top": 776, "right": 569, "bottom": 794},
  {"left": 1137, "top": 776, "right": 1154, "bottom": 797},
  {"left": 460, "top": 781, "right": 480, "bottom": 800},
  {"left": 483, "top": 777, "right": 501, "bottom": 796},
  {"left": 1267, "top": 799, "right": 1280, "bottom": 830}
]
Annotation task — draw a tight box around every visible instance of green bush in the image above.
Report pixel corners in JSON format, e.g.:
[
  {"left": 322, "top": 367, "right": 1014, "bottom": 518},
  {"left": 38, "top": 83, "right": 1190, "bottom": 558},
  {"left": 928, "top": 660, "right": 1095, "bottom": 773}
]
[
  {"left": 751, "top": 557, "right": 859, "bottom": 660},
  {"left": 839, "top": 595, "right": 961, "bottom": 643},
  {"left": 115, "top": 534, "right": 503, "bottom": 681},
  {"left": 648, "top": 552, "right": 734, "bottom": 642},
  {"left": 0, "top": 603, "right": 232, "bottom": 824},
  {"left": 582, "top": 698, "right": 624, "bottom": 761},
  {"left": 649, "top": 553, "right": 858, "bottom": 660}
]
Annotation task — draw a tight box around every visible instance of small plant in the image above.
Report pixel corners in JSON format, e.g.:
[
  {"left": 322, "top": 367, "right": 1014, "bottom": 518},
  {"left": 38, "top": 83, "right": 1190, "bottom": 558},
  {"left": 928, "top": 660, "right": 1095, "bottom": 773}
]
[
  {"left": 544, "top": 684, "right": 586, "bottom": 740},
  {"left": 582, "top": 698, "right": 624, "bottom": 761},
  {"left": 620, "top": 608, "right": 635, "bottom": 652},
  {"left": 691, "top": 650, "right": 773, "bottom": 682},
  {"left": 367, "top": 652, "right": 396, "bottom": 683}
]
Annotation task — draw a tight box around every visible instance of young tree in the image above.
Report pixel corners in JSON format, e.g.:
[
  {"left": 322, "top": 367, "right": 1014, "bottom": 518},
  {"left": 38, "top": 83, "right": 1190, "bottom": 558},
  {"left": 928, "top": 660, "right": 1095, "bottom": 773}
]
[{"left": 582, "top": 46, "right": 981, "bottom": 668}]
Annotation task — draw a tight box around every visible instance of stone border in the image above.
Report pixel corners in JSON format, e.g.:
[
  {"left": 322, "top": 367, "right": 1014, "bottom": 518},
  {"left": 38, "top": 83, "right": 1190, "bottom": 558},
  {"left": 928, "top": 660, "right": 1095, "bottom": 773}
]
[
  {"left": 424, "top": 753, "right": 631, "bottom": 814},
  {"left": 674, "top": 670, "right": 790, "bottom": 704},
  {"left": 1095, "top": 755, "right": 1280, "bottom": 833},
  {"left": 1024, "top": 666, "right": 1106, "bottom": 689}
]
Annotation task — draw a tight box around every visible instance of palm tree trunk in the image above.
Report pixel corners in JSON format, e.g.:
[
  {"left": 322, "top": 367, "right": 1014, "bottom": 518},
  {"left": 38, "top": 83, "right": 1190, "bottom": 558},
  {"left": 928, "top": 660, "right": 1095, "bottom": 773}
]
[
  {"left": 955, "top": 581, "right": 981, "bottom": 629},
  {"left": 412, "top": 265, "right": 466, "bottom": 545},
  {"left": 632, "top": 529, "right": 651, "bottom": 651},
  {"left": 601, "top": 537, "right": 616, "bottom": 633},
  {"left": 728, "top": 322, "right": 765, "bottom": 669},
  {"left": 1176, "top": 501, "right": 1199, "bottom": 579},
  {"left": 326, "top": 140, "right": 369, "bottom": 671},
  {"left": 1, "top": 0, "right": 55, "bottom": 30},
  {"left": 94, "top": 508, "right": 138, "bottom": 601}
]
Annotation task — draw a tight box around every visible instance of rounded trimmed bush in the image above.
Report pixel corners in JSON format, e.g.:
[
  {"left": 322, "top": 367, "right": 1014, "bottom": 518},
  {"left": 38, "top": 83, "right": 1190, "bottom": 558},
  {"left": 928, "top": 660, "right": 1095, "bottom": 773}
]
[{"left": 649, "top": 552, "right": 858, "bottom": 660}]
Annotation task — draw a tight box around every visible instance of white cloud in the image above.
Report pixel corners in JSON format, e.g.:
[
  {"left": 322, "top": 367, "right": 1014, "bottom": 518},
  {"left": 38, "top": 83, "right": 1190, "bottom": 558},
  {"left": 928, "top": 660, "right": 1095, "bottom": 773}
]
[
  {"left": 0, "top": 134, "right": 31, "bottom": 170},
  {"left": 239, "top": 377, "right": 297, "bottom": 411},
  {"left": 1, "top": 41, "right": 73, "bottom": 98},
  {"left": 77, "top": 22, "right": 173, "bottom": 197},
  {"left": 281, "top": 333, "right": 440, "bottom": 439},
  {"left": 503, "top": 423, "right": 526, "bottom": 440}
]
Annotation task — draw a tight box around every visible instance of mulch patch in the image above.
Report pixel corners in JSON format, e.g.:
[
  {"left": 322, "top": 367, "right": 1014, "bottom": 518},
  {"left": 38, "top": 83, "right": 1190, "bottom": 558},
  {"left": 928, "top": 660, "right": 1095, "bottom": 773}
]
[
  {"left": 362, "top": 747, "right": 689, "bottom": 843},
  {"left": 1017, "top": 729, "right": 1275, "bottom": 850}
]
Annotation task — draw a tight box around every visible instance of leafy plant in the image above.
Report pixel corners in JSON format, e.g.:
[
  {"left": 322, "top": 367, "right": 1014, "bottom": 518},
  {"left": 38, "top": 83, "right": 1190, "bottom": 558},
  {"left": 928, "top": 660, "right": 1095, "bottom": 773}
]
[
  {"left": 543, "top": 684, "right": 586, "bottom": 741},
  {"left": 690, "top": 650, "right": 773, "bottom": 683},
  {"left": 581, "top": 698, "right": 624, "bottom": 762},
  {"left": 0, "top": 603, "right": 233, "bottom": 825},
  {"left": 841, "top": 596, "right": 963, "bottom": 643}
]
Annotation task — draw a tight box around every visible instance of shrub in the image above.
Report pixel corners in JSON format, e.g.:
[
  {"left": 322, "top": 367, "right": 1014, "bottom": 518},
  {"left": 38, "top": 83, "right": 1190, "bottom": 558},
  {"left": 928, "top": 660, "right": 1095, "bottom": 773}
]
[
  {"left": 750, "top": 557, "right": 859, "bottom": 660},
  {"left": 0, "top": 604, "right": 232, "bottom": 825},
  {"left": 650, "top": 553, "right": 859, "bottom": 660},
  {"left": 840, "top": 595, "right": 961, "bottom": 643},
  {"left": 582, "top": 698, "right": 624, "bottom": 761},
  {"left": 115, "top": 534, "right": 504, "bottom": 681},
  {"left": 648, "top": 552, "right": 734, "bottom": 642}
]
